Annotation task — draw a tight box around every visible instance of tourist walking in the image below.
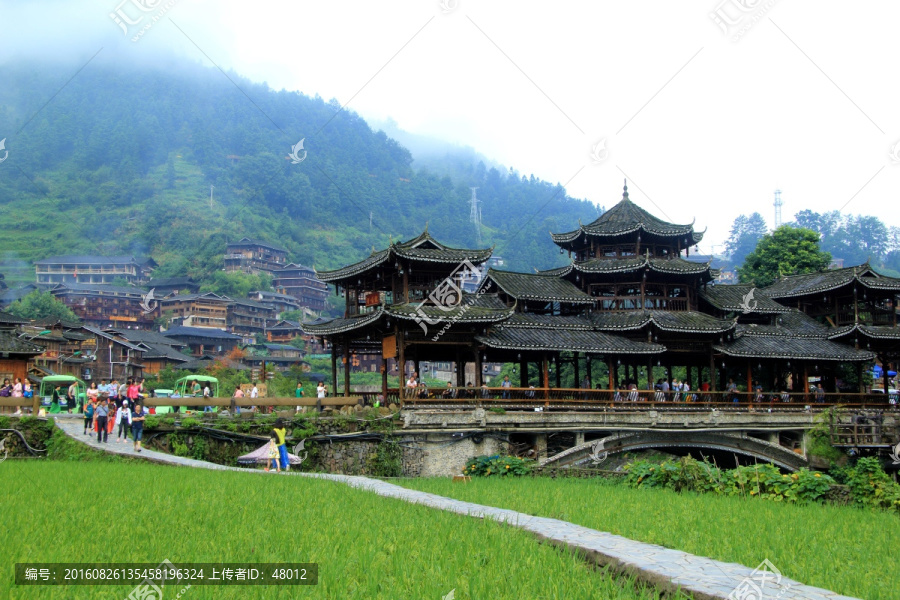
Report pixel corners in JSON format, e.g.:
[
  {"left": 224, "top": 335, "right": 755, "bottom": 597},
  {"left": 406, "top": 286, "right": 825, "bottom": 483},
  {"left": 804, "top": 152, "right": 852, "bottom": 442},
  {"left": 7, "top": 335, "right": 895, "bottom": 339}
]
[
  {"left": 231, "top": 386, "right": 244, "bottom": 414},
  {"left": 815, "top": 383, "right": 825, "bottom": 403},
  {"left": 726, "top": 378, "right": 739, "bottom": 403},
  {"left": 501, "top": 375, "right": 512, "bottom": 399},
  {"left": 86, "top": 382, "right": 100, "bottom": 409},
  {"left": 273, "top": 418, "right": 289, "bottom": 471},
  {"left": 12, "top": 377, "right": 23, "bottom": 399},
  {"left": 95, "top": 398, "right": 110, "bottom": 443},
  {"left": 131, "top": 402, "right": 146, "bottom": 452},
  {"left": 116, "top": 399, "right": 132, "bottom": 442},
  {"left": 316, "top": 381, "right": 326, "bottom": 411},
  {"left": 83, "top": 398, "right": 95, "bottom": 435},
  {"left": 294, "top": 382, "right": 304, "bottom": 411},
  {"left": 265, "top": 437, "right": 280, "bottom": 472}
]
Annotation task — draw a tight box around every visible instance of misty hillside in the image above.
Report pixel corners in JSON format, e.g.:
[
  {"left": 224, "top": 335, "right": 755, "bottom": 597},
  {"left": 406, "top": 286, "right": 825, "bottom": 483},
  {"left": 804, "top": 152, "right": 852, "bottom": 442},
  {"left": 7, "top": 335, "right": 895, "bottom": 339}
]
[{"left": 0, "top": 61, "right": 600, "bottom": 284}]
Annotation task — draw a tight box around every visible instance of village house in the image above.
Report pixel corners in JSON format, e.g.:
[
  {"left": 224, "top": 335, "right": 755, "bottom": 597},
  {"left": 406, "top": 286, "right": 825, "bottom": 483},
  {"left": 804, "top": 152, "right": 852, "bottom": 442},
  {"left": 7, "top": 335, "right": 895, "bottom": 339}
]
[
  {"left": 158, "top": 292, "right": 229, "bottom": 330},
  {"left": 271, "top": 263, "right": 329, "bottom": 312},
  {"left": 224, "top": 238, "right": 288, "bottom": 274},
  {"left": 161, "top": 325, "right": 241, "bottom": 357},
  {"left": 35, "top": 255, "right": 156, "bottom": 286},
  {"left": 50, "top": 283, "right": 156, "bottom": 330}
]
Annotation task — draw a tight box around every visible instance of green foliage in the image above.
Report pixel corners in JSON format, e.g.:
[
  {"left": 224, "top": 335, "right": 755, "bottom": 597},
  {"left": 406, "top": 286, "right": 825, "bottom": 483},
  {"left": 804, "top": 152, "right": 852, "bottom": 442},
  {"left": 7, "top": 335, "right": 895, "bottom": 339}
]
[
  {"left": 807, "top": 406, "right": 844, "bottom": 461},
  {"left": 367, "top": 439, "right": 403, "bottom": 477},
  {"left": 180, "top": 417, "right": 201, "bottom": 428},
  {"left": 464, "top": 455, "right": 534, "bottom": 477},
  {"left": 0, "top": 62, "right": 601, "bottom": 281},
  {"left": 44, "top": 427, "right": 127, "bottom": 462},
  {"left": 200, "top": 271, "right": 272, "bottom": 297},
  {"left": 623, "top": 457, "right": 834, "bottom": 504},
  {"left": 838, "top": 457, "right": 900, "bottom": 512},
  {"left": 6, "top": 290, "right": 80, "bottom": 322},
  {"left": 725, "top": 212, "right": 768, "bottom": 265},
  {"left": 143, "top": 415, "right": 160, "bottom": 429},
  {"left": 738, "top": 226, "right": 832, "bottom": 287}
]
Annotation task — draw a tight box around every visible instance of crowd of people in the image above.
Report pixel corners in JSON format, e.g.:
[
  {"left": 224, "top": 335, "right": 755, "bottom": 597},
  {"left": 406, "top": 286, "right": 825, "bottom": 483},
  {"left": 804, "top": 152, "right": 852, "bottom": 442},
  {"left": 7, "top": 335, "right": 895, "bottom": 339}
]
[{"left": 81, "top": 389, "right": 147, "bottom": 451}]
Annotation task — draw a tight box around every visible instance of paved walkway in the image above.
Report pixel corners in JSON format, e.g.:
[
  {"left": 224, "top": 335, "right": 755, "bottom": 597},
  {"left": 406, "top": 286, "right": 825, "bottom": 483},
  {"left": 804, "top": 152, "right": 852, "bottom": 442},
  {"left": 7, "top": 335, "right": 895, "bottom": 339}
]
[{"left": 55, "top": 417, "right": 859, "bottom": 600}]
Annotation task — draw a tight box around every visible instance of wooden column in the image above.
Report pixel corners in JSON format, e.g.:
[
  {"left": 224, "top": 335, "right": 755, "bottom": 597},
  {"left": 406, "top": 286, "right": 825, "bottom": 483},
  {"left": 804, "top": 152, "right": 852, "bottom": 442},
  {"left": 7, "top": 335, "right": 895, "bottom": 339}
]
[
  {"left": 542, "top": 354, "right": 550, "bottom": 400},
  {"left": 803, "top": 363, "right": 810, "bottom": 395},
  {"left": 330, "top": 341, "right": 338, "bottom": 396},
  {"left": 381, "top": 359, "right": 388, "bottom": 399},
  {"left": 647, "top": 358, "right": 654, "bottom": 390},
  {"left": 397, "top": 330, "right": 406, "bottom": 401},
  {"left": 607, "top": 359, "right": 614, "bottom": 389},
  {"left": 554, "top": 355, "right": 561, "bottom": 388},
  {"left": 586, "top": 355, "right": 593, "bottom": 388},
  {"left": 746, "top": 361, "right": 752, "bottom": 403},
  {"left": 343, "top": 343, "right": 351, "bottom": 397},
  {"left": 709, "top": 353, "right": 717, "bottom": 391},
  {"left": 414, "top": 359, "right": 420, "bottom": 382},
  {"left": 573, "top": 352, "right": 580, "bottom": 389},
  {"left": 475, "top": 351, "right": 483, "bottom": 387}
]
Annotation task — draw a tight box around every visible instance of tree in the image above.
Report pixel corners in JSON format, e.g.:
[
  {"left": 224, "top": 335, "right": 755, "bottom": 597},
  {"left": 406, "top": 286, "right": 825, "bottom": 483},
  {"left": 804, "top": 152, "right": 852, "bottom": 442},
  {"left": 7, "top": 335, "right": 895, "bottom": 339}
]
[
  {"left": 738, "top": 226, "right": 832, "bottom": 287},
  {"left": 6, "top": 290, "right": 80, "bottom": 322},
  {"left": 725, "top": 213, "right": 768, "bottom": 266}
]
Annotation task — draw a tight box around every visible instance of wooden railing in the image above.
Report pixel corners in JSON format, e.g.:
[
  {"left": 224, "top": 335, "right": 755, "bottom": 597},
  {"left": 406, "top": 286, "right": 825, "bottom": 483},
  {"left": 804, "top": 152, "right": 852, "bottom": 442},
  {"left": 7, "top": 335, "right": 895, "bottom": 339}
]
[{"left": 393, "top": 387, "right": 900, "bottom": 410}]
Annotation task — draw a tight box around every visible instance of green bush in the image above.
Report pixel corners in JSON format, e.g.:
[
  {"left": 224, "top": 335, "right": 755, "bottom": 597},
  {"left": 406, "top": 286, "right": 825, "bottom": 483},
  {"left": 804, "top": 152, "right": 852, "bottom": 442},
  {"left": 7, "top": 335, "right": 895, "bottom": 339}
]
[
  {"left": 143, "top": 415, "right": 160, "bottom": 429},
  {"left": 464, "top": 455, "right": 534, "bottom": 477},
  {"left": 840, "top": 457, "right": 900, "bottom": 512},
  {"left": 180, "top": 417, "right": 201, "bottom": 428},
  {"left": 624, "top": 458, "right": 834, "bottom": 504}
]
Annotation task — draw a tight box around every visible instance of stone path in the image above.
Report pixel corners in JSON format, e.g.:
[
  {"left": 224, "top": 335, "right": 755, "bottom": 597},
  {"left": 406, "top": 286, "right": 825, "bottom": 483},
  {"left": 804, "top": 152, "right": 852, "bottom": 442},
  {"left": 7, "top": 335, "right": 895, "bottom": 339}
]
[{"left": 55, "top": 417, "right": 859, "bottom": 600}]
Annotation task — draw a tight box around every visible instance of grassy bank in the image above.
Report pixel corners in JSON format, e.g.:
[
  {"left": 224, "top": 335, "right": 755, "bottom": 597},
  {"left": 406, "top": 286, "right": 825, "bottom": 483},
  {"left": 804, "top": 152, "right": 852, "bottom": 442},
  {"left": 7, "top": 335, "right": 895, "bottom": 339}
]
[
  {"left": 398, "top": 476, "right": 899, "bottom": 600},
  {"left": 1, "top": 462, "right": 689, "bottom": 600}
]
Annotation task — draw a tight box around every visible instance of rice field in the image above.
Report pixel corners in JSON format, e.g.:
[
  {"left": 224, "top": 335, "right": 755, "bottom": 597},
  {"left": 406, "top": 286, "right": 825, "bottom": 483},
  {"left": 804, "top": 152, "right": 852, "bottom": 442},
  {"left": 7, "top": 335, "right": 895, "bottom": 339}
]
[
  {"left": 398, "top": 476, "right": 900, "bottom": 600},
  {"left": 0, "top": 462, "right": 690, "bottom": 600}
]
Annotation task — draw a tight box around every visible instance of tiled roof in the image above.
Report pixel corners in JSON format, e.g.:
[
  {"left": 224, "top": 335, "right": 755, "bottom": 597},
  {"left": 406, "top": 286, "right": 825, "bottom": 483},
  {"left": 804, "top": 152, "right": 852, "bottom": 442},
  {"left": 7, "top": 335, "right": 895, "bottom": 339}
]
[
  {"left": 0, "top": 332, "right": 44, "bottom": 354},
  {"left": 148, "top": 277, "right": 198, "bottom": 288},
  {"left": 0, "top": 310, "right": 29, "bottom": 325},
  {"left": 699, "top": 285, "right": 791, "bottom": 314},
  {"left": 477, "top": 327, "right": 664, "bottom": 355},
  {"left": 385, "top": 294, "right": 514, "bottom": 324},
  {"left": 715, "top": 335, "right": 874, "bottom": 362},
  {"left": 551, "top": 186, "right": 703, "bottom": 246},
  {"left": 483, "top": 269, "right": 594, "bottom": 304},
  {"left": 302, "top": 308, "right": 385, "bottom": 336},
  {"left": 762, "top": 264, "right": 900, "bottom": 298},
  {"left": 317, "top": 230, "right": 492, "bottom": 283},
  {"left": 735, "top": 310, "right": 831, "bottom": 339},
  {"left": 162, "top": 326, "right": 241, "bottom": 340},
  {"left": 158, "top": 292, "right": 230, "bottom": 303},
  {"left": 828, "top": 324, "right": 900, "bottom": 341},
  {"left": 109, "top": 328, "right": 187, "bottom": 347},
  {"left": 139, "top": 343, "right": 191, "bottom": 361},
  {"left": 591, "top": 310, "right": 735, "bottom": 334},
  {"left": 228, "top": 237, "right": 286, "bottom": 253},
  {"left": 502, "top": 313, "right": 594, "bottom": 330},
  {"left": 80, "top": 326, "right": 146, "bottom": 351},
  {"left": 572, "top": 256, "right": 712, "bottom": 276}
]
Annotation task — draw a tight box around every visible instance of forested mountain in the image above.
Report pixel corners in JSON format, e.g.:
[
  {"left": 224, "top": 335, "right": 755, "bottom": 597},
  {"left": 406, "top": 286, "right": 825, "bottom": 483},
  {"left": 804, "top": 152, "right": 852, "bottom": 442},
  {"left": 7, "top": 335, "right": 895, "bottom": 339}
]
[{"left": 0, "top": 61, "right": 600, "bottom": 284}]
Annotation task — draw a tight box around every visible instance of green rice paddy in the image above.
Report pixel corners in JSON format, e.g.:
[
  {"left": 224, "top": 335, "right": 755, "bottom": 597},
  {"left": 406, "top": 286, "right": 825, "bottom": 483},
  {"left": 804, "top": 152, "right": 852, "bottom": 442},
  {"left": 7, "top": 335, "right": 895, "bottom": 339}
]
[
  {"left": 1, "top": 462, "right": 689, "bottom": 600},
  {"left": 399, "top": 476, "right": 900, "bottom": 600}
]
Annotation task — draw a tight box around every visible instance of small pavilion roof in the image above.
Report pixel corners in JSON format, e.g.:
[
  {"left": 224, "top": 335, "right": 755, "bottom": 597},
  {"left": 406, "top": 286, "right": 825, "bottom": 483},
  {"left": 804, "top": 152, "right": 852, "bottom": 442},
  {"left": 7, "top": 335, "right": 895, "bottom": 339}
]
[
  {"left": 699, "top": 285, "right": 792, "bottom": 314},
  {"left": 762, "top": 263, "right": 900, "bottom": 299},
  {"left": 477, "top": 327, "right": 665, "bottom": 355},
  {"left": 591, "top": 310, "right": 736, "bottom": 334},
  {"left": 385, "top": 294, "right": 514, "bottom": 324},
  {"left": 715, "top": 335, "right": 874, "bottom": 362},
  {"left": 734, "top": 310, "right": 831, "bottom": 339},
  {"left": 480, "top": 269, "right": 594, "bottom": 304},
  {"left": 0, "top": 332, "right": 44, "bottom": 355},
  {"left": 301, "top": 307, "right": 385, "bottom": 336},
  {"left": 828, "top": 323, "right": 900, "bottom": 341},
  {"left": 551, "top": 184, "right": 704, "bottom": 248},
  {"left": 317, "top": 230, "right": 492, "bottom": 283}
]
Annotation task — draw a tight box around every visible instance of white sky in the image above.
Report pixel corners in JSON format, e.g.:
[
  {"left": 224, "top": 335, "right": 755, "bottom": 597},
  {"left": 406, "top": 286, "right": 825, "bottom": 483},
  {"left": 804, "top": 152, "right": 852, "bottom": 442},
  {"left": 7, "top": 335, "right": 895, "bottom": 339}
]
[{"left": 2, "top": 0, "right": 900, "bottom": 254}]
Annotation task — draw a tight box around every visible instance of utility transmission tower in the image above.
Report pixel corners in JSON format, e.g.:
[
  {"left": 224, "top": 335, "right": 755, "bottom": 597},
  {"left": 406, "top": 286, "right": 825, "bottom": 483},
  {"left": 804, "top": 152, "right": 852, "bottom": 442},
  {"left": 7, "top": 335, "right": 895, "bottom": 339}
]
[
  {"left": 469, "top": 187, "right": 482, "bottom": 246},
  {"left": 773, "top": 189, "right": 783, "bottom": 228}
]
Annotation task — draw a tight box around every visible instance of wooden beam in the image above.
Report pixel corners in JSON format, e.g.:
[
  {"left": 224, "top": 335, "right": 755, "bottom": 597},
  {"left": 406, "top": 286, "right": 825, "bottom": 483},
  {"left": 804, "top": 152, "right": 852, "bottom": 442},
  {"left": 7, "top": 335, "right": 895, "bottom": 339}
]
[{"left": 343, "top": 343, "right": 351, "bottom": 397}]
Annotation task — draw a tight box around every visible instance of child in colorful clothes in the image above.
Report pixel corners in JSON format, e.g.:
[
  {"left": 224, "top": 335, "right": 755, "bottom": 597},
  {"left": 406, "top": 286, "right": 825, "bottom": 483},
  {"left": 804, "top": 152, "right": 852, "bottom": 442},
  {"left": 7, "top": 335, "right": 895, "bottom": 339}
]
[
  {"left": 264, "top": 437, "right": 280, "bottom": 472},
  {"left": 83, "top": 399, "right": 95, "bottom": 435}
]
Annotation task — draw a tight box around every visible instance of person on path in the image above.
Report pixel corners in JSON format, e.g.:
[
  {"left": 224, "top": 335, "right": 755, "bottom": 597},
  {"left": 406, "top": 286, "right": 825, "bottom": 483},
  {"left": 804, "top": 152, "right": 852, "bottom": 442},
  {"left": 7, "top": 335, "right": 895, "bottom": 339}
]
[
  {"left": 316, "top": 381, "right": 326, "bottom": 411},
  {"left": 0, "top": 378, "right": 11, "bottom": 399},
  {"left": 231, "top": 386, "right": 244, "bottom": 415},
  {"left": 265, "top": 437, "right": 280, "bottom": 472},
  {"left": 86, "top": 382, "right": 100, "bottom": 410},
  {"left": 815, "top": 383, "right": 826, "bottom": 403},
  {"left": 131, "top": 402, "right": 146, "bottom": 452},
  {"left": 67, "top": 380, "right": 78, "bottom": 413},
  {"left": 202, "top": 382, "right": 212, "bottom": 412},
  {"left": 12, "top": 377, "right": 23, "bottom": 398},
  {"left": 295, "top": 382, "right": 305, "bottom": 411},
  {"left": 109, "top": 379, "right": 120, "bottom": 406},
  {"left": 116, "top": 399, "right": 132, "bottom": 442},
  {"left": 83, "top": 398, "right": 95, "bottom": 435},
  {"left": 273, "top": 418, "right": 289, "bottom": 471},
  {"left": 501, "top": 375, "right": 512, "bottom": 399},
  {"left": 190, "top": 380, "right": 201, "bottom": 397},
  {"left": 49, "top": 385, "right": 63, "bottom": 414},
  {"left": 726, "top": 378, "right": 739, "bottom": 403},
  {"left": 95, "top": 398, "right": 109, "bottom": 443}
]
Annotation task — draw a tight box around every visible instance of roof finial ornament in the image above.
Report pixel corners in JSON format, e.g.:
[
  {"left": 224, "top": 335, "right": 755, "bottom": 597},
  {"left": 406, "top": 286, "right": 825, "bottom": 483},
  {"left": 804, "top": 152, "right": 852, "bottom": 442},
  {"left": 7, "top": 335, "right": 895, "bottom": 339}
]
[{"left": 623, "top": 179, "right": 629, "bottom": 200}]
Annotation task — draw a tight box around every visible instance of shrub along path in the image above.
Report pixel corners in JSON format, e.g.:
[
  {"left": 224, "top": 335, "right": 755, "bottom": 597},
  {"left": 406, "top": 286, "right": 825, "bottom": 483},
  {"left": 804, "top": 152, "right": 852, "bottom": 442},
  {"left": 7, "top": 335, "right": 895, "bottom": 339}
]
[{"left": 55, "top": 418, "right": 858, "bottom": 600}]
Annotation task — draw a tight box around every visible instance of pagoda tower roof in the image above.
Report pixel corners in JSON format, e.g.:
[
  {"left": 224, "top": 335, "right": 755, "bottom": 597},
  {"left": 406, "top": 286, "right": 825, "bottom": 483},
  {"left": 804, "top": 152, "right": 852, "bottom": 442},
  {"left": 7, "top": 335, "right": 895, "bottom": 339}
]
[{"left": 551, "top": 183, "right": 705, "bottom": 250}]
